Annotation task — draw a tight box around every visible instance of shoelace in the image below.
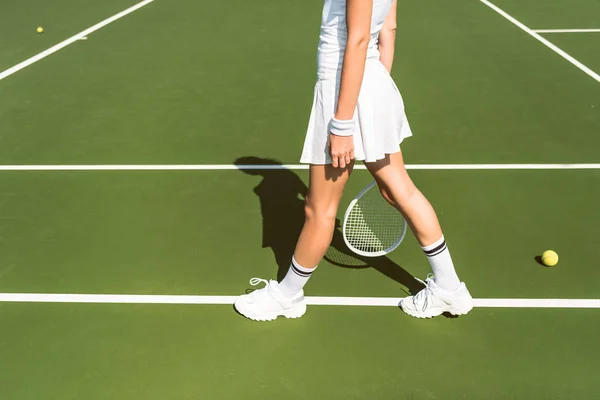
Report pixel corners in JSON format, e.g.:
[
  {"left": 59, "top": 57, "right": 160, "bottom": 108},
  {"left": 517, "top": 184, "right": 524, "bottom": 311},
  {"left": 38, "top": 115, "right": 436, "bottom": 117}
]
[
  {"left": 249, "top": 277, "right": 268, "bottom": 287},
  {"left": 248, "top": 277, "right": 273, "bottom": 300},
  {"left": 412, "top": 274, "right": 435, "bottom": 312}
]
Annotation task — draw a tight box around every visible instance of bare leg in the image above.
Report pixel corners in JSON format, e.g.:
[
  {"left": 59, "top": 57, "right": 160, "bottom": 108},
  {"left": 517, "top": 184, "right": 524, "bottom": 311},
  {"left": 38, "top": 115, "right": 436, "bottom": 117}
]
[
  {"left": 365, "top": 152, "right": 461, "bottom": 291},
  {"left": 275, "top": 162, "right": 354, "bottom": 297},
  {"left": 365, "top": 152, "right": 441, "bottom": 247},
  {"left": 365, "top": 152, "right": 473, "bottom": 318},
  {"left": 233, "top": 162, "right": 355, "bottom": 321},
  {"left": 293, "top": 162, "right": 354, "bottom": 269}
]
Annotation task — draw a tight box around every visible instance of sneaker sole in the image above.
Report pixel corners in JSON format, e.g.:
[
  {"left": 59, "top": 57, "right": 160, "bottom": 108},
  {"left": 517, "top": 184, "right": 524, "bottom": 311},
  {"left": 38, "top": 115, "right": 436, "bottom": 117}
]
[
  {"left": 400, "top": 300, "right": 474, "bottom": 319},
  {"left": 234, "top": 301, "right": 307, "bottom": 322}
]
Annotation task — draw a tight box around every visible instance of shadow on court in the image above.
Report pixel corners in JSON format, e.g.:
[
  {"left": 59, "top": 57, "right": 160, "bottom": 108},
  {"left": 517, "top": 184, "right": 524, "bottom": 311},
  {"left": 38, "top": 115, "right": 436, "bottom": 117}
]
[{"left": 234, "top": 156, "right": 424, "bottom": 296}]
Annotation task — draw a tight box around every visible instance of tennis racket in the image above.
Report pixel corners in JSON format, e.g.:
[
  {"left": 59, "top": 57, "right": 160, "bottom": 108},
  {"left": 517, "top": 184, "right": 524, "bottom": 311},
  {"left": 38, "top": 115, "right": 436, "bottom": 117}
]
[{"left": 342, "top": 181, "right": 407, "bottom": 257}]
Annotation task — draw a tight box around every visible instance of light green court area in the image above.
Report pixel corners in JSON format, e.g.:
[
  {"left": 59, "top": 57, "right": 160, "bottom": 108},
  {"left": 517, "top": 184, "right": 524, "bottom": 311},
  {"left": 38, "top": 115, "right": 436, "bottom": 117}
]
[
  {"left": 1, "top": 0, "right": 599, "bottom": 165},
  {"left": 493, "top": 0, "right": 600, "bottom": 78},
  {"left": 0, "top": 170, "right": 599, "bottom": 299},
  {"left": 0, "top": 0, "right": 140, "bottom": 71},
  {"left": 0, "top": 0, "right": 599, "bottom": 398},
  {"left": 1, "top": 304, "right": 599, "bottom": 400},
  {"left": 493, "top": 0, "right": 600, "bottom": 28},
  {"left": 539, "top": 35, "right": 600, "bottom": 75}
]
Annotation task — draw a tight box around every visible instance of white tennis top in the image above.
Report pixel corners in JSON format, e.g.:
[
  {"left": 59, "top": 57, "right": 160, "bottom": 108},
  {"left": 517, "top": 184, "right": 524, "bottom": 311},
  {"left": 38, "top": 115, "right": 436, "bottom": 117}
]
[{"left": 317, "top": 0, "right": 394, "bottom": 80}]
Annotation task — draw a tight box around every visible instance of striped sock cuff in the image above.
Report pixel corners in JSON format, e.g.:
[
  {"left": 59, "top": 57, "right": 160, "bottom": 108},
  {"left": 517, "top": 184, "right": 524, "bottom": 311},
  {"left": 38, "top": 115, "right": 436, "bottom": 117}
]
[
  {"left": 421, "top": 236, "right": 447, "bottom": 258},
  {"left": 291, "top": 256, "right": 316, "bottom": 277}
]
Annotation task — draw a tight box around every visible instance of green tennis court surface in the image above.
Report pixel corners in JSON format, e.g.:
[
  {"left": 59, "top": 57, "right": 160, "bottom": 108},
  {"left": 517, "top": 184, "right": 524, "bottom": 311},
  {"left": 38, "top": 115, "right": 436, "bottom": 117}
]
[{"left": 0, "top": 0, "right": 599, "bottom": 398}]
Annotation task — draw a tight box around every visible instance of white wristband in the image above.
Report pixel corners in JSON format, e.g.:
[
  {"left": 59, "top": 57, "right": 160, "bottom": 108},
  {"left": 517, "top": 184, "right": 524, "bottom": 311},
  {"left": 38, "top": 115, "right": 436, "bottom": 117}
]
[{"left": 329, "top": 116, "right": 355, "bottom": 137}]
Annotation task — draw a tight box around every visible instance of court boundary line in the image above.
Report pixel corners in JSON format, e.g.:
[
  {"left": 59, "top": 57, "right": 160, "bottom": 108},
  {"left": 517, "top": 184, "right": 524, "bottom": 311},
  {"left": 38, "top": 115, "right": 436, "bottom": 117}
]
[
  {"left": 0, "top": 164, "right": 599, "bottom": 171},
  {"left": 533, "top": 29, "right": 600, "bottom": 34},
  {"left": 0, "top": 293, "right": 599, "bottom": 308},
  {"left": 0, "top": 0, "right": 154, "bottom": 82},
  {"left": 479, "top": 0, "right": 600, "bottom": 84}
]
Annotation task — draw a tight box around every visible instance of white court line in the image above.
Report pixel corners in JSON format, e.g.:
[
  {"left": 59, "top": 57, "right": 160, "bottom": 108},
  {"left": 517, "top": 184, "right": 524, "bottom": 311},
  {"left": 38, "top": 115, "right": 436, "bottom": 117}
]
[
  {"left": 534, "top": 29, "right": 600, "bottom": 34},
  {"left": 0, "top": 293, "right": 599, "bottom": 308},
  {"left": 479, "top": 0, "right": 600, "bottom": 84},
  {"left": 0, "top": 0, "right": 154, "bottom": 82},
  {"left": 0, "top": 163, "right": 599, "bottom": 171}
]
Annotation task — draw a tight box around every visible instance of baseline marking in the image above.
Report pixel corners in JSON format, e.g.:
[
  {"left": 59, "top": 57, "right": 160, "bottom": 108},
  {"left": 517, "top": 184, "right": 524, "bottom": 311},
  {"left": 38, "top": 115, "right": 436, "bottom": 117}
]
[
  {"left": 479, "top": 0, "right": 600, "bottom": 83},
  {"left": 0, "top": 293, "right": 599, "bottom": 308},
  {"left": 0, "top": 0, "right": 154, "bottom": 82}
]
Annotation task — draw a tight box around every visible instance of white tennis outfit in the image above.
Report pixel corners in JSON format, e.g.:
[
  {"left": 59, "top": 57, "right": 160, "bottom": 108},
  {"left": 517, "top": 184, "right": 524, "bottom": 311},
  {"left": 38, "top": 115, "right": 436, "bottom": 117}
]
[{"left": 300, "top": 0, "right": 413, "bottom": 164}]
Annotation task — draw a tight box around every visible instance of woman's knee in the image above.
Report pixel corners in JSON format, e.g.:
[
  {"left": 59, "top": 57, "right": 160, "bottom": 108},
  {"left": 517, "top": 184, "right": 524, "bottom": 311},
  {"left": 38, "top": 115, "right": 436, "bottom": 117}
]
[
  {"left": 378, "top": 185, "right": 396, "bottom": 207},
  {"left": 304, "top": 195, "right": 337, "bottom": 225},
  {"left": 377, "top": 179, "right": 418, "bottom": 208}
]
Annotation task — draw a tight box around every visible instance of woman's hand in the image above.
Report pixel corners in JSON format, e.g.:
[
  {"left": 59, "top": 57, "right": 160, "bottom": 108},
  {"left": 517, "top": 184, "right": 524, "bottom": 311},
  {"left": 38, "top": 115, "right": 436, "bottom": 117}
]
[{"left": 329, "top": 133, "right": 354, "bottom": 168}]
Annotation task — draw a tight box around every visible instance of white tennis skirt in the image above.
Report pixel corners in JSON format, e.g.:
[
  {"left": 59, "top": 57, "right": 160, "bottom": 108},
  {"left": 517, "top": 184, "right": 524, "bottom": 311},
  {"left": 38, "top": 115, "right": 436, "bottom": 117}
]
[{"left": 300, "top": 59, "right": 412, "bottom": 165}]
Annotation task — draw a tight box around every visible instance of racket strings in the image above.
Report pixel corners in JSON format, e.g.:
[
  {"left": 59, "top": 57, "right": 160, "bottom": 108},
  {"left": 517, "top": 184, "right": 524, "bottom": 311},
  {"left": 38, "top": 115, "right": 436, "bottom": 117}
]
[{"left": 344, "top": 188, "right": 405, "bottom": 254}]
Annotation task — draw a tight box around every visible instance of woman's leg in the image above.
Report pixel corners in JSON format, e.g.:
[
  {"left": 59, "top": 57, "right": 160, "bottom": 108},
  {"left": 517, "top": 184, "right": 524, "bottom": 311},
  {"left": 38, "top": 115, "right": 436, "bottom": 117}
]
[
  {"left": 234, "top": 162, "right": 353, "bottom": 321},
  {"left": 365, "top": 151, "right": 473, "bottom": 318},
  {"left": 278, "top": 162, "right": 354, "bottom": 296}
]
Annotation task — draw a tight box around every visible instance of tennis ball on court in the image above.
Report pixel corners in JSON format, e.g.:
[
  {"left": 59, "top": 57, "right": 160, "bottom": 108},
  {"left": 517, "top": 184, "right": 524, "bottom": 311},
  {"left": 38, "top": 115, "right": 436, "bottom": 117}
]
[
  {"left": 37, "top": 26, "right": 44, "bottom": 33},
  {"left": 541, "top": 250, "right": 559, "bottom": 267}
]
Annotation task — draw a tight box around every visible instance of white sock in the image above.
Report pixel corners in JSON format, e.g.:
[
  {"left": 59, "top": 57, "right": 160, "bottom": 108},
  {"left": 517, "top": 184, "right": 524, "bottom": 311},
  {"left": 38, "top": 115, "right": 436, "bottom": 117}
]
[
  {"left": 278, "top": 256, "right": 316, "bottom": 297},
  {"left": 421, "top": 235, "right": 461, "bottom": 291}
]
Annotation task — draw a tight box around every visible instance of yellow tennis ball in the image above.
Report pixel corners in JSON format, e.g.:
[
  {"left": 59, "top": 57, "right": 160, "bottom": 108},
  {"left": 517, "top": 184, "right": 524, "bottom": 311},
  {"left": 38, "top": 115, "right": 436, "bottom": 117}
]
[
  {"left": 37, "top": 26, "right": 44, "bottom": 33},
  {"left": 542, "top": 250, "right": 559, "bottom": 267}
]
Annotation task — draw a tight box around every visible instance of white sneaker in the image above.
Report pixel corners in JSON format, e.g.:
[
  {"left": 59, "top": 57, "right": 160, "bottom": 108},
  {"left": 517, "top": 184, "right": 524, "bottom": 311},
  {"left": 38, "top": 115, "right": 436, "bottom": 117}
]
[
  {"left": 234, "top": 278, "right": 307, "bottom": 321},
  {"left": 400, "top": 274, "right": 473, "bottom": 319}
]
